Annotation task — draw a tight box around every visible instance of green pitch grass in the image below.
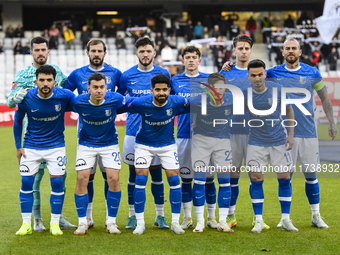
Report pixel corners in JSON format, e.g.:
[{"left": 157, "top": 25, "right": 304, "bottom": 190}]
[{"left": 0, "top": 125, "right": 339, "bottom": 255}]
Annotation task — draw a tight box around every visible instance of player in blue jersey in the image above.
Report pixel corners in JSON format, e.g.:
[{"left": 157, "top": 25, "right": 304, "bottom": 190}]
[
  {"left": 119, "top": 37, "right": 171, "bottom": 230},
  {"left": 64, "top": 38, "right": 122, "bottom": 228},
  {"left": 171, "top": 46, "right": 218, "bottom": 231},
  {"left": 244, "top": 59, "right": 297, "bottom": 233},
  {"left": 8, "top": 36, "right": 75, "bottom": 231},
  {"left": 70, "top": 72, "right": 128, "bottom": 235},
  {"left": 127, "top": 74, "right": 188, "bottom": 235},
  {"left": 13, "top": 65, "right": 75, "bottom": 236},
  {"left": 190, "top": 73, "right": 234, "bottom": 233},
  {"left": 266, "top": 38, "right": 337, "bottom": 229},
  {"left": 220, "top": 35, "right": 257, "bottom": 229}
]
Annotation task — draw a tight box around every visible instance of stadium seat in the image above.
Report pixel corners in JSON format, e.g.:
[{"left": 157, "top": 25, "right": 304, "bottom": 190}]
[
  {"left": 24, "top": 31, "right": 33, "bottom": 39},
  {"left": 58, "top": 44, "right": 66, "bottom": 50},
  {"left": 3, "top": 38, "right": 13, "bottom": 49},
  {"left": 92, "top": 31, "right": 100, "bottom": 38},
  {"left": 328, "top": 71, "right": 337, "bottom": 77},
  {"left": 124, "top": 37, "right": 134, "bottom": 45},
  {"left": 337, "top": 70, "right": 340, "bottom": 77},
  {"left": 117, "top": 49, "right": 127, "bottom": 55},
  {"left": 50, "top": 49, "right": 58, "bottom": 56},
  {"left": 206, "top": 66, "right": 215, "bottom": 73},
  {"left": 107, "top": 38, "right": 115, "bottom": 44},
  {"left": 32, "top": 31, "right": 41, "bottom": 37},
  {"left": 24, "top": 55, "right": 31, "bottom": 67},
  {"left": 319, "top": 64, "right": 327, "bottom": 72},
  {"left": 74, "top": 44, "right": 82, "bottom": 50},
  {"left": 320, "top": 71, "right": 329, "bottom": 77},
  {"left": 66, "top": 49, "right": 74, "bottom": 56},
  {"left": 0, "top": 32, "right": 5, "bottom": 39}
]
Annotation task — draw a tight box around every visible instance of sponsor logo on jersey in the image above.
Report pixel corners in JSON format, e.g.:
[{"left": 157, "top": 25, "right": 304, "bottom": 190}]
[
  {"left": 299, "top": 77, "right": 306, "bottom": 84},
  {"left": 12, "top": 82, "right": 17, "bottom": 89},
  {"left": 76, "top": 159, "right": 87, "bottom": 167},
  {"left": 135, "top": 157, "right": 147, "bottom": 165},
  {"left": 55, "top": 104, "right": 61, "bottom": 112},
  {"left": 105, "top": 76, "right": 111, "bottom": 84},
  {"left": 268, "top": 98, "right": 272, "bottom": 106},
  {"left": 166, "top": 108, "right": 173, "bottom": 116},
  {"left": 105, "top": 109, "right": 112, "bottom": 117},
  {"left": 193, "top": 160, "right": 206, "bottom": 171},
  {"left": 20, "top": 164, "right": 30, "bottom": 173}
]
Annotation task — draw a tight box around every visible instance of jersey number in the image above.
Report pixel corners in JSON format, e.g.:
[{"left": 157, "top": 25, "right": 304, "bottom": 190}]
[
  {"left": 225, "top": 150, "right": 232, "bottom": 161},
  {"left": 112, "top": 152, "right": 121, "bottom": 162},
  {"left": 57, "top": 156, "right": 66, "bottom": 167}
]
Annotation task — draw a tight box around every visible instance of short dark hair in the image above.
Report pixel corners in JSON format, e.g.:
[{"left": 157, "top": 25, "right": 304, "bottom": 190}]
[
  {"left": 151, "top": 74, "right": 170, "bottom": 88},
  {"left": 88, "top": 72, "right": 106, "bottom": 85},
  {"left": 31, "top": 36, "right": 49, "bottom": 49},
  {"left": 208, "top": 72, "right": 226, "bottom": 86},
  {"left": 233, "top": 34, "right": 253, "bottom": 48},
  {"left": 35, "top": 65, "right": 56, "bottom": 79},
  {"left": 182, "top": 45, "right": 201, "bottom": 58},
  {"left": 87, "top": 39, "right": 107, "bottom": 52},
  {"left": 247, "top": 59, "right": 266, "bottom": 70},
  {"left": 135, "top": 37, "right": 155, "bottom": 49}
]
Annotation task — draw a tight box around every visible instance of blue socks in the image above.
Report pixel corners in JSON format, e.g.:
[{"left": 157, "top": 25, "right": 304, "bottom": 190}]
[
  {"left": 50, "top": 177, "right": 65, "bottom": 215},
  {"left": 168, "top": 175, "right": 182, "bottom": 214},
  {"left": 250, "top": 180, "right": 264, "bottom": 218},
  {"left": 181, "top": 177, "right": 193, "bottom": 203},
  {"left": 107, "top": 190, "right": 121, "bottom": 218},
  {"left": 229, "top": 176, "right": 239, "bottom": 215},
  {"left": 20, "top": 176, "right": 35, "bottom": 214},
  {"left": 134, "top": 175, "right": 148, "bottom": 214},
  {"left": 150, "top": 167, "right": 164, "bottom": 206},
  {"left": 75, "top": 193, "right": 89, "bottom": 218},
  {"left": 217, "top": 173, "right": 231, "bottom": 210},
  {"left": 278, "top": 178, "right": 292, "bottom": 217}
]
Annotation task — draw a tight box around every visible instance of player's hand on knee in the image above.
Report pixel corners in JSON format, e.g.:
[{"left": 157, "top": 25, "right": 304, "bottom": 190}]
[
  {"left": 16, "top": 148, "right": 26, "bottom": 164},
  {"left": 13, "top": 88, "right": 29, "bottom": 104},
  {"left": 222, "top": 61, "right": 234, "bottom": 71}
]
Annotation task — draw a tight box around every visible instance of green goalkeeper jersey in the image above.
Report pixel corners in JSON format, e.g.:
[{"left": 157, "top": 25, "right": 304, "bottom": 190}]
[{"left": 7, "top": 64, "right": 67, "bottom": 108}]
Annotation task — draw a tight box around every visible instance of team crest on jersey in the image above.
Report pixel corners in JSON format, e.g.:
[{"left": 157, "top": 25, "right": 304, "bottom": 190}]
[
  {"left": 105, "top": 76, "right": 111, "bottom": 84},
  {"left": 299, "top": 77, "right": 306, "bottom": 84},
  {"left": 224, "top": 109, "right": 231, "bottom": 116},
  {"left": 268, "top": 98, "right": 272, "bottom": 106},
  {"left": 105, "top": 109, "right": 112, "bottom": 116},
  {"left": 166, "top": 108, "right": 173, "bottom": 116},
  {"left": 12, "top": 82, "right": 17, "bottom": 89},
  {"left": 55, "top": 104, "right": 61, "bottom": 112}
]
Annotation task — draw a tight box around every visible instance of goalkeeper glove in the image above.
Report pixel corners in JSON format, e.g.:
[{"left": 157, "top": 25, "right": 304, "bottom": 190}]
[{"left": 13, "top": 88, "right": 29, "bottom": 104}]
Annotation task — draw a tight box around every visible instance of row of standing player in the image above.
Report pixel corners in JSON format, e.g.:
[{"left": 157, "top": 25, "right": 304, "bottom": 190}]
[{"left": 9, "top": 34, "right": 337, "bottom": 235}]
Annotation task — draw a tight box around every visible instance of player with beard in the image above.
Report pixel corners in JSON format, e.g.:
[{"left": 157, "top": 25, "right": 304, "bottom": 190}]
[
  {"left": 63, "top": 39, "right": 122, "bottom": 228},
  {"left": 119, "top": 37, "right": 171, "bottom": 230},
  {"left": 14, "top": 65, "right": 76, "bottom": 236},
  {"left": 7, "top": 36, "right": 76, "bottom": 232},
  {"left": 126, "top": 74, "right": 188, "bottom": 235},
  {"left": 266, "top": 38, "right": 337, "bottom": 229}
]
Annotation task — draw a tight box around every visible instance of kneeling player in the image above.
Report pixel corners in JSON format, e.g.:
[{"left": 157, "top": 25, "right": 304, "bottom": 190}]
[
  {"left": 191, "top": 73, "right": 234, "bottom": 233},
  {"left": 245, "top": 59, "right": 297, "bottom": 233},
  {"left": 13, "top": 65, "right": 75, "bottom": 236},
  {"left": 71, "top": 72, "right": 128, "bottom": 235},
  {"left": 127, "top": 74, "right": 188, "bottom": 235}
]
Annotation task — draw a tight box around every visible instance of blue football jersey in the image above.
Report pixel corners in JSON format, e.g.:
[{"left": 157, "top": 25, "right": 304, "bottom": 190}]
[
  {"left": 70, "top": 92, "right": 127, "bottom": 147},
  {"left": 243, "top": 82, "right": 288, "bottom": 147},
  {"left": 14, "top": 87, "right": 75, "bottom": 149},
  {"left": 191, "top": 93, "right": 233, "bottom": 139},
  {"left": 119, "top": 65, "right": 170, "bottom": 136},
  {"left": 63, "top": 64, "right": 122, "bottom": 95},
  {"left": 266, "top": 63, "right": 322, "bottom": 138},
  {"left": 220, "top": 65, "right": 252, "bottom": 135},
  {"left": 171, "top": 72, "right": 209, "bottom": 139},
  {"left": 128, "top": 95, "right": 188, "bottom": 147}
]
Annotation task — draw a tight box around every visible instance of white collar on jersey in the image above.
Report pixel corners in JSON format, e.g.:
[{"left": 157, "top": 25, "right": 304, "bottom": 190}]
[
  {"left": 284, "top": 65, "right": 301, "bottom": 72},
  {"left": 152, "top": 100, "right": 168, "bottom": 108},
  {"left": 185, "top": 72, "right": 200, "bottom": 77},
  {"left": 88, "top": 66, "right": 105, "bottom": 72},
  {"left": 37, "top": 93, "right": 54, "bottom": 100},
  {"left": 235, "top": 65, "right": 247, "bottom": 71},
  {"left": 88, "top": 99, "right": 105, "bottom": 106},
  {"left": 137, "top": 66, "right": 154, "bottom": 72},
  {"left": 252, "top": 87, "right": 268, "bottom": 94}
]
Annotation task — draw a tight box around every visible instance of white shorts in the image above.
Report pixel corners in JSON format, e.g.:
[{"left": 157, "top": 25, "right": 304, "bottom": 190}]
[
  {"left": 90, "top": 155, "right": 105, "bottom": 174},
  {"left": 246, "top": 144, "right": 292, "bottom": 173},
  {"left": 177, "top": 138, "right": 194, "bottom": 178},
  {"left": 192, "top": 134, "right": 232, "bottom": 177},
  {"left": 76, "top": 144, "right": 121, "bottom": 171},
  {"left": 291, "top": 137, "right": 319, "bottom": 173},
  {"left": 123, "top": 135, "right": 161, "bottom": 166},
  {"left": 231, "top": 134, "right": 249, "bottom": 168},
  {"left": 134, "top": 143, "right": 179, "bottom": 170},
  {"left": 20, "top": 147, "right": 66, "bottom": 176}
]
